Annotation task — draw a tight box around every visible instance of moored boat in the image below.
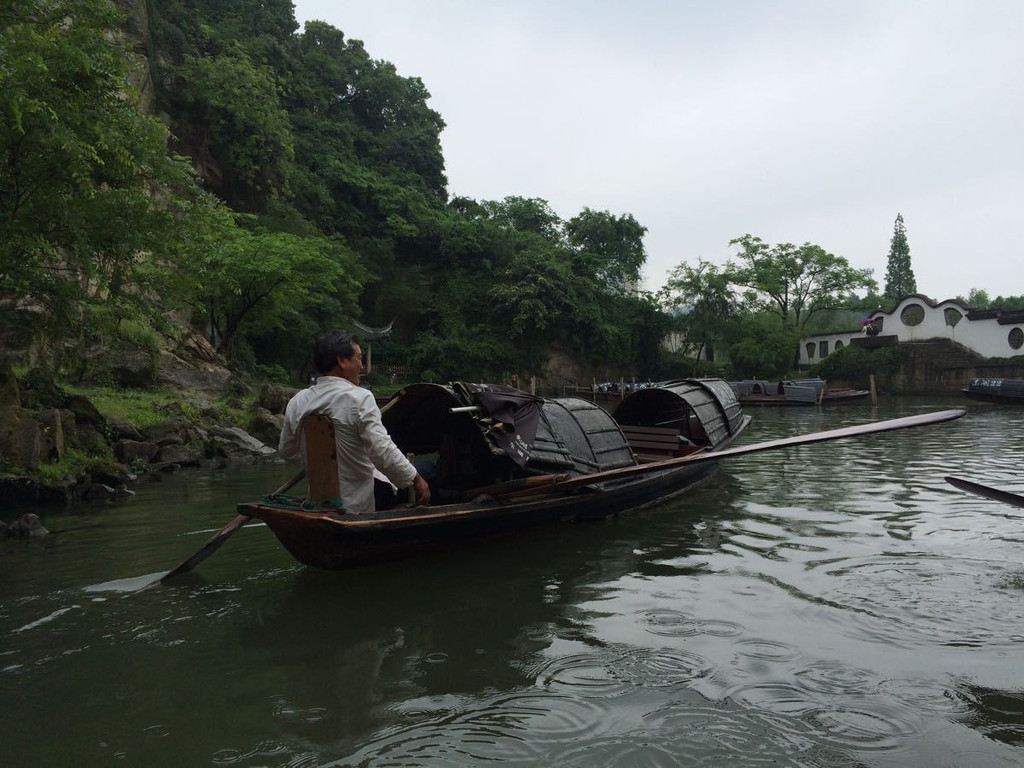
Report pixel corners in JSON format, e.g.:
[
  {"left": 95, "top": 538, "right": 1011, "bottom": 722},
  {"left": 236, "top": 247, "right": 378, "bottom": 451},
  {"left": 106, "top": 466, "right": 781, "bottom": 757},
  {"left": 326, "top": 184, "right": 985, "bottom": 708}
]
[
  {"left": 962, "top": 378, "right": 1024, "bottom": 404},
  {"left": 239, "top": 379, "right": 751, "bottom": 569},
  {"left": 729, "top": 377, "right": 869, "bottom": 406}
]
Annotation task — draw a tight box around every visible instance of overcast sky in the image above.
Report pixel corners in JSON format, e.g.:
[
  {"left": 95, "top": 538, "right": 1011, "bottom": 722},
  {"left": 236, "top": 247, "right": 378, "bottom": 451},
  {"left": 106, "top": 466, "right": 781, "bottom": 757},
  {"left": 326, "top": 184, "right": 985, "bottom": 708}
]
[{"left": 293, "top": 0, "right": 1023, "bottom": 302}]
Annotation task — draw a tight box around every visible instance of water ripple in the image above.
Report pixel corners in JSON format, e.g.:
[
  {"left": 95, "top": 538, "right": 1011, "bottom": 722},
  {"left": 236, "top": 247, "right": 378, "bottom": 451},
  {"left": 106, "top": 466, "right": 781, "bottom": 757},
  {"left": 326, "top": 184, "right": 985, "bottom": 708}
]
[
  {"left": 534, "top": 651, "right": 637, "bottom": 698},
  {"left": 641, "top": 608, "right": 743, "bottom": 639},
  {"left": 808, "top": 701, "right": 922, "bottom": 752}
]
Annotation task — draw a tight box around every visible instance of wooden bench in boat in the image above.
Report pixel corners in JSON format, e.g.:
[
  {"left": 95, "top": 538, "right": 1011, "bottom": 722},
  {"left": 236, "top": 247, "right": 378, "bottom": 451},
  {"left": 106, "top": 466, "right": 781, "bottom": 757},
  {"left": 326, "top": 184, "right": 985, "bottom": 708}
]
[{"left": 619, "top": 424, "right": 701, "bottom": 462}]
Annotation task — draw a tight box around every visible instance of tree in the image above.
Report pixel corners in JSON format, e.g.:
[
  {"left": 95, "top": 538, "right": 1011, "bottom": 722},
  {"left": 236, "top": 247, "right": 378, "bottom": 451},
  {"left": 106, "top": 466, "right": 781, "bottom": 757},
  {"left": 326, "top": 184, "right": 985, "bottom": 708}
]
[
  {"left": 178, "top": 202, "right": 363, "bottom": 358},
  {"left": 883, "top": 213, "right": 916, "bottom": 301},
  {"left": 659, "top": 259, "right": 735, "bottom": 360},
  {"left": 178, "top": 52, "right": 295, "bottom": 208},
  {"left": 726, "top": 235, "right": 876, "bottom": 331},
  {"left": 0, "top": 0, "right": 195, "bottom": 337},
  {"left": 959, "top": 288, "right": 991, "bottom": 309},
  {"left": 727, "top": 313, "right": 800, "bottom": 379},
  {"left": 564, "top": 208, "right": 646, "bottom": 293}
]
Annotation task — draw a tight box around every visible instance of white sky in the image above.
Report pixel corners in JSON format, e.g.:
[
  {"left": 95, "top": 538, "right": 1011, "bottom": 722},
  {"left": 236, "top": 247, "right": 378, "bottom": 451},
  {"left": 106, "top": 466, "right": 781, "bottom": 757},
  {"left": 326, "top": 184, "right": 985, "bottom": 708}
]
[{"left": 292, "top": 0, "right": 1023, "bottom": 301}]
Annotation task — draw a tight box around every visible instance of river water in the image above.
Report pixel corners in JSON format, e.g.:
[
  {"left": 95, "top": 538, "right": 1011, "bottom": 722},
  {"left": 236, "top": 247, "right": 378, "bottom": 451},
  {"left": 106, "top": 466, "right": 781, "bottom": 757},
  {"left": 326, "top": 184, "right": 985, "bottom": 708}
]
[{"left": 1, "top": 396, "right": 1023, "bottom": 767}]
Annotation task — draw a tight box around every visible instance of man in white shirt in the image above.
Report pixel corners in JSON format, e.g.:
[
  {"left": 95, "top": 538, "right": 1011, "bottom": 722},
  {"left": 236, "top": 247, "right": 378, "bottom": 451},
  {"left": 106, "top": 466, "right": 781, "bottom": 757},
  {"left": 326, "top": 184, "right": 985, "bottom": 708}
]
[{"left": 278, "top": 330, "right": 430, "bottom": 513}]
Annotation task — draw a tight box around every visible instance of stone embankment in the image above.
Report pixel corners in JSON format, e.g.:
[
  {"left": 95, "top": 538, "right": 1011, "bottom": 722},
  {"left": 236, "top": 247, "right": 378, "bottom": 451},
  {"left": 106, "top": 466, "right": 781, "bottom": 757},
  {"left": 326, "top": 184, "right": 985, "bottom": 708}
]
[{"left": 0, "top": 363, "right": 298, "bottom": 511}]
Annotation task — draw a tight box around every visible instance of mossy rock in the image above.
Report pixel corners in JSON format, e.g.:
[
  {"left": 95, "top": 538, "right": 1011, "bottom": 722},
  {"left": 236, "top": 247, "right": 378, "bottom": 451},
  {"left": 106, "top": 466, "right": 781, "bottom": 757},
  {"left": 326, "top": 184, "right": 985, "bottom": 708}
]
[
  {"left": 0, "top": 361, "right": 20, "bottom": 408},
  {"left": 20, "top": 368, "right": 68, "bottom": 410}
]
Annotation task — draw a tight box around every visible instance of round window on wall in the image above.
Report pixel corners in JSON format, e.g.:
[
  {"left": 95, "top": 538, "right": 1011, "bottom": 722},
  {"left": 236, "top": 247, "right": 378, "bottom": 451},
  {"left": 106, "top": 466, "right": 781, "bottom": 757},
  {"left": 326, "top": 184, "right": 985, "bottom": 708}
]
[
  {"left": 1010, "top": 327, "right": 1024, "bottom": 350},
  {"left": 900, "top": 303, "right": 925, "bottom": 326}
]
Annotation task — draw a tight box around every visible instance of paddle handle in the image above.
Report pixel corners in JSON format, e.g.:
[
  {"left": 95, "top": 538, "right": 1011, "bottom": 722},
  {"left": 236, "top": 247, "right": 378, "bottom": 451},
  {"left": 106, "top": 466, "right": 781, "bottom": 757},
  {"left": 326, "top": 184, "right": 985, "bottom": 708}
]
[
  {"left": 158, "top": 468, "right": 306, "bottom": 584},
  {"left": 945, "top": 476, "right": 1024, "bottom": 509}
]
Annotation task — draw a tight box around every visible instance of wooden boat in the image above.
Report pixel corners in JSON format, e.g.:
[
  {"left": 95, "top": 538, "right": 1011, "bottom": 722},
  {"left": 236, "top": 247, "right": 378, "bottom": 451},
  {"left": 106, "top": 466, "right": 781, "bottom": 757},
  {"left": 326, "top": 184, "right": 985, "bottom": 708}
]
[
  {"left": 962, "top": 378, "right": 1024, "bottom": 404},
  {"left": 239, "top": 379, "right": 752, "bottom": 569},
  {"left": 729, "top": 377, "right": 869, "bottom": 406},
  {"left": 162, "top": 404, "right": 964, "bottom": 583}
]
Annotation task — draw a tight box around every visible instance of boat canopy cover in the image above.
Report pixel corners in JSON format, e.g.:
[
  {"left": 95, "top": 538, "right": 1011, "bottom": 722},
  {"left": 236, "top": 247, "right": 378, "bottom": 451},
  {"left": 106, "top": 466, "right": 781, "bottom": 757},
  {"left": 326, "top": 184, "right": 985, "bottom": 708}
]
[
  {"left": 612, "top": 379, "right": 743, "bottom": 448},
  {"left": 381, "top": 382, "right": 544, "bottom": 467},
  {"left": 381, "top": 384, "right": 634, "bottom": 476},
  {"left": 527, "top": 398, "right": 636, "bottom": 476}
]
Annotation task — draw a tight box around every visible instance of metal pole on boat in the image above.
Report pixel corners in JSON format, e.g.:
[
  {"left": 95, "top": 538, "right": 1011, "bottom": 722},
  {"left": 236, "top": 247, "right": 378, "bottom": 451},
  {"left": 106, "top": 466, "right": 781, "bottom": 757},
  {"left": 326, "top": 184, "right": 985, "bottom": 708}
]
[{"left": 450, "top": 405, "right": 483, "bottom": 414}]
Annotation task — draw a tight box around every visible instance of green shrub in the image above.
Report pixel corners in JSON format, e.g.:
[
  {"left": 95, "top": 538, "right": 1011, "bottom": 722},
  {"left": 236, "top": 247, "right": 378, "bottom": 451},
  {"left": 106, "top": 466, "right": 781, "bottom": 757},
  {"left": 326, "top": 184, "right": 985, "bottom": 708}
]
[
  {"left": 27, "top": 448, "right": 94, "bottom": 485},
  {"left": 116, "top": 317, "right": 161, "bottom": 355},
  {"left": 65, "top": 385, "right": 183, "bottom": 429},
  {"left": 253, "top": 363, "right": 291, "bottom": 385},
  {"left": 814, "top": 346, "right": 899, "bottom": 378}
]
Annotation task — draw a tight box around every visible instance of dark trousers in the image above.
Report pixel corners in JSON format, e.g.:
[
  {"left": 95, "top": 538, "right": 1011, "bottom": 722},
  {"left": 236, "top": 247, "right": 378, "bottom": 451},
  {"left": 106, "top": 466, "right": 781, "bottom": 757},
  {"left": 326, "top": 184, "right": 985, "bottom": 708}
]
[{"left": 374, "top": 479, "right": 397, "bottom": 511}]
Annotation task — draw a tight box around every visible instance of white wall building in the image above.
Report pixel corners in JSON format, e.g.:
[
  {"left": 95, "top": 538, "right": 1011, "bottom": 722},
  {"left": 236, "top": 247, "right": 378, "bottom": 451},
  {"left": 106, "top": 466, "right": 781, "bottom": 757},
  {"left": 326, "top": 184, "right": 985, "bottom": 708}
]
[{"left": 798, "top": 295, "right": 1024, "bottom": 367}]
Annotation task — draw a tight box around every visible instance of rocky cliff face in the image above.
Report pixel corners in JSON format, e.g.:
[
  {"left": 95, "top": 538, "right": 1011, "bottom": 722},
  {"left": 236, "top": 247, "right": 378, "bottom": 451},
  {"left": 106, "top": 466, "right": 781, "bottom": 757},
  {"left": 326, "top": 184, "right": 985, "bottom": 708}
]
[
  {"left": 112, "top": 0, "right": 158, "bottom": 115},
  {"left": 111, "top": 0, "right": 225, "bottom": 191}
]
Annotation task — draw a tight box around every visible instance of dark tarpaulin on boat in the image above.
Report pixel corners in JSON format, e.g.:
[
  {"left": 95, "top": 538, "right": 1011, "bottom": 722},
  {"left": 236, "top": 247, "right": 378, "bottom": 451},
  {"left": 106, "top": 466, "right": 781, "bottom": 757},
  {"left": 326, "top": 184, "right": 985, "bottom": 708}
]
[{"left": 454, "top": 383, "right": 543, "bottom": 467}]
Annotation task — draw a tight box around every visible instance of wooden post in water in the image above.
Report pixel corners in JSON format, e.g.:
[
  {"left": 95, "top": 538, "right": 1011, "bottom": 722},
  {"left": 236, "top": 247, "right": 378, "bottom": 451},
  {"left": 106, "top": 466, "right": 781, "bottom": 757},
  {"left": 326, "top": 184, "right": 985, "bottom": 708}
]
[
  {"left": 869, "top": 373, "right": 878, "bottom": 405},
  {"left": 620, "top": 377, "right": 625, "bottom": 399},
  {"left": 818, "top": 380, "right": 827, "bottom": 406}
]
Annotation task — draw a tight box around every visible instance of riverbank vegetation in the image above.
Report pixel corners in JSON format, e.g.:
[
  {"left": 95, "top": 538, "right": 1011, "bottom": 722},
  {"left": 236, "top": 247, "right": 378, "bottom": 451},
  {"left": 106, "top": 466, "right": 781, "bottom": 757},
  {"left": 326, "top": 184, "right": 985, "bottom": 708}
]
[{"left": 2, "top": 0, "right": 888, "bottom": 388}]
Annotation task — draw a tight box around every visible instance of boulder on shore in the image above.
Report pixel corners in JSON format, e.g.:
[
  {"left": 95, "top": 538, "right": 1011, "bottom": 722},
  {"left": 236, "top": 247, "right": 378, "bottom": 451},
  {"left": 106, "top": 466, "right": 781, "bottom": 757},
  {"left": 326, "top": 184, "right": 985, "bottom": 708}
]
[
  {"left": 258, "top": 384, "right": 299, "bottom": 415},
  {"left": 6, "top": 513, "right": 49, "bottom": 538},
  {"left": 249, "top": 407, "right": 284, "bottom": 449},
  {"left": 0, "top": 405, "right": 47, "bottom": 468}
]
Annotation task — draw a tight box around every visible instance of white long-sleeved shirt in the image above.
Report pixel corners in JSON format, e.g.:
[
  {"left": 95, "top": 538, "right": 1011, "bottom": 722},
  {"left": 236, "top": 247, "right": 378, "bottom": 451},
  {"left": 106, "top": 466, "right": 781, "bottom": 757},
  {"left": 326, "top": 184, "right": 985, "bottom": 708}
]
[{"left": 278, "top": 376, "right": 417, "bottom": 514}]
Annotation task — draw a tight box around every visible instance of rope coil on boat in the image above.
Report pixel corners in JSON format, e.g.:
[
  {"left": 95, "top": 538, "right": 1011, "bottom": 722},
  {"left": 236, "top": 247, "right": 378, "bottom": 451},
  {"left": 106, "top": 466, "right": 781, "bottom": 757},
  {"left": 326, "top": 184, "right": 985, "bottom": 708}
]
[{"left": 261, "top": 493, "right": 347, "bottom": 512}]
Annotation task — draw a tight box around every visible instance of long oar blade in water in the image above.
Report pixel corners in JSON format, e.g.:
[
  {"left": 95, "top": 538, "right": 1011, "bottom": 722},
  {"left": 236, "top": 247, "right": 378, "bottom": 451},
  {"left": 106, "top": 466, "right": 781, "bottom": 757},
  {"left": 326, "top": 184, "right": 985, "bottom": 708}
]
[
  {"left": 945, "top": 476, "right": 1024, "bottom": 509},
  {"left": 551, "top": 409, "right": 967, "bottom": 490},
  {"left": 158, "top": 469, "right": 306, "bottom": 584}
]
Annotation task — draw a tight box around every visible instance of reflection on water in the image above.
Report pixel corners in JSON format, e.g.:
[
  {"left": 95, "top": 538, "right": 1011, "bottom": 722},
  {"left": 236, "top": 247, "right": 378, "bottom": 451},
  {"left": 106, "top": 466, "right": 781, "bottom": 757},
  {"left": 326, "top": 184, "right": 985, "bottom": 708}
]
[{"left": 1, "top": 397, "right": 1023, "bottom": 766}]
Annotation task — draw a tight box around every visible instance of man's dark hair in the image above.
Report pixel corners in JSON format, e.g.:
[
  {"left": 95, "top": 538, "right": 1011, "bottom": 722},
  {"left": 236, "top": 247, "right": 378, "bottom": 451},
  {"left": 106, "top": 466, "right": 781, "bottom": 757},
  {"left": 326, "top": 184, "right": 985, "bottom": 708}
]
[{"left": 313, "top": 330, "right": 358, "bottom": 374}]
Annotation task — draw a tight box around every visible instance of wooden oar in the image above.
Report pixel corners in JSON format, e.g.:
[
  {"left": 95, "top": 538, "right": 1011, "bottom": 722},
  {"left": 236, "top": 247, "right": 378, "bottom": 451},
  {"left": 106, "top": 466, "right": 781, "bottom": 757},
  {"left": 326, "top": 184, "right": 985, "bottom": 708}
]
[
  {"left": 556, "top": 408, "right": 966, "bottom": 490},
  {"left": 945, "top": 476, "right": 1024, "bottom": 509},
  {"left": 157, "top": 469, "right": 306, "bottom": 584},
  {"left": 479, "top": 409, "right": 967, "bottom": 498}
]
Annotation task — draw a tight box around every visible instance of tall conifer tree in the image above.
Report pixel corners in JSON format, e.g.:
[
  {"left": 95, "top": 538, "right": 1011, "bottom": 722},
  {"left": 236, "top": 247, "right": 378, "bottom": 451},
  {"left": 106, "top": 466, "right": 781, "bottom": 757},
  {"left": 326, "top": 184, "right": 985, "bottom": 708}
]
[{"left": 883, "top": 213, "right": 916, "bottom": 301}]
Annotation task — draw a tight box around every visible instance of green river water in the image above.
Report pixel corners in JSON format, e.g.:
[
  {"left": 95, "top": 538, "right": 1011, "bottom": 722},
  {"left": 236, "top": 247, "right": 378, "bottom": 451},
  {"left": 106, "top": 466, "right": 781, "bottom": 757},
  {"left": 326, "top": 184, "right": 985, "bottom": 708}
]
[{"left": 1, "top": 396, "right": 1022, "bottom": 766}]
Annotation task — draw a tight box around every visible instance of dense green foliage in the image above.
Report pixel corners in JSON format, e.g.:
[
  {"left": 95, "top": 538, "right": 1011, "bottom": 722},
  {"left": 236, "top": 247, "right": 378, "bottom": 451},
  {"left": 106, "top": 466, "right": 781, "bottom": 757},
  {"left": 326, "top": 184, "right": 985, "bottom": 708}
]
[
  {"left": 0, "top": 0, "right": 675, "bottom": 384},
  {"left": 813, "top": 345, "right": 899, "bottom": 379},
  {"left": 727, "top": 315, "right": 801, "bottom": 379},
  {"left": 0, "top": 0, "right": 194, "bottom": 345},
  {"left": 725, "top": 235, "right": 877, "bottom": 331},
  {"left": 660, "top": 236, "right": 877, "bottom": 375},
  {"left": 883, "top": 213, "right": 916, "bottom": 301},
  {"left": 955, "top": 288, "right": 1024, "bottom": 311}
]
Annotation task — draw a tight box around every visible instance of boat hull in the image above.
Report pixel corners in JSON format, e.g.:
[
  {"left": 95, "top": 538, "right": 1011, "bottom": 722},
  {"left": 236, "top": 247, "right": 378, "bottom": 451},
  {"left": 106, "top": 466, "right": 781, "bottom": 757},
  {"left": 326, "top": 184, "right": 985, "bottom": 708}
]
[
  {"left": 963, "top": 378, "right": 1024, "bottom": 404},
  {"left": 241, "top": 459, "right": 722, "bottom": 569},
  {"left": 242, "top": 378, "right": 751, "bottom": 570}
]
